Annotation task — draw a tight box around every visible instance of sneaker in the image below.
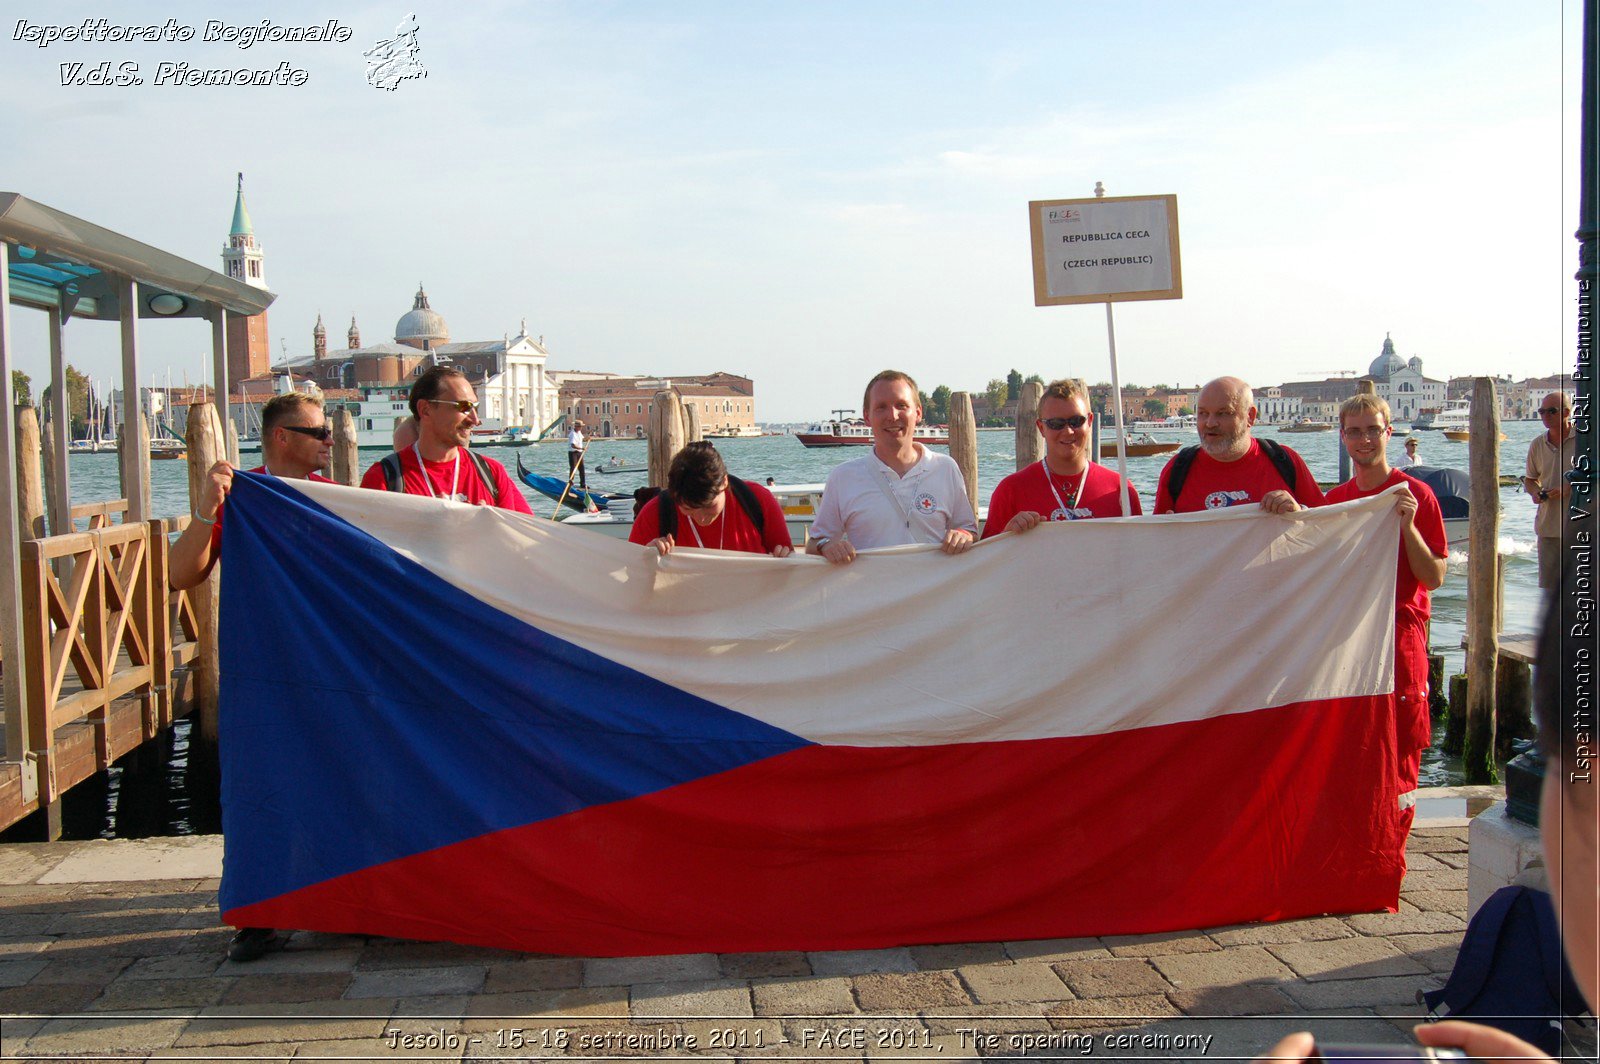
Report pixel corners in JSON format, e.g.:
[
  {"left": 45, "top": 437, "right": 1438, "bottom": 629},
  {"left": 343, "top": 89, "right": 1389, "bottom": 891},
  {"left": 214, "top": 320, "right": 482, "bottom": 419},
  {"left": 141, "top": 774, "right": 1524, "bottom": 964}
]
[{"left": 227, "top": 926, "right": 280, "bottom": 963}]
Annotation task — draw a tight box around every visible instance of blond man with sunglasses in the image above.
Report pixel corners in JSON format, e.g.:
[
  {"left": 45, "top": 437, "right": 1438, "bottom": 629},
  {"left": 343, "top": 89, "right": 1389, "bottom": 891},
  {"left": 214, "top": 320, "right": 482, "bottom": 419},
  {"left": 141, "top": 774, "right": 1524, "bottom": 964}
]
[
  {"left": 169, "top": 392, "right": 336, "bottom": 592},
  {"left": 981, "top": 378, "right": 1142, "bottom": 539},
  {"left": 359, "top": 366, "right": 531, "bottom": 512}
]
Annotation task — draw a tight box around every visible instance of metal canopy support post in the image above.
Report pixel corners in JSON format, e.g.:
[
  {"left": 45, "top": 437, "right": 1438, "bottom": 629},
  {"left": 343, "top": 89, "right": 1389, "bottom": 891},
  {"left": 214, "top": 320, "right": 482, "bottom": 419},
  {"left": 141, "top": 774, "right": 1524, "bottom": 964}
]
[
  {"left": 46, "top": 307, "right": 69, "bottom": 538},
  {"left": 0, "top": 243, "right": 29, "bottom": 767},
  {"left": 211, "top": 308, "right": 230, "bottom": 439},
  {"left": 1103, "top": 302, "right": 1131, "bottom": 516},
  {"left": 117, "top": 277, "right": 149, "bottom": 522}
]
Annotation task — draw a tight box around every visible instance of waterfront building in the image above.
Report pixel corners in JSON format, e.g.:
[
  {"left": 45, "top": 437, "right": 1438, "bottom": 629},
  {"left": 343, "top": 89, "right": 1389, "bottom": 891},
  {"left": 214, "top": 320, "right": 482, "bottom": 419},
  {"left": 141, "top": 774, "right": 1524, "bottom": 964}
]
[
  {"left": 1359, "top": 335, "right": 1445, "bottom": 422},
  {"left": 556, "top": 371, "right": 757, "bottom": 438},
  {"left": 220, "top": 174, "right": 271, "bottom": 383}
]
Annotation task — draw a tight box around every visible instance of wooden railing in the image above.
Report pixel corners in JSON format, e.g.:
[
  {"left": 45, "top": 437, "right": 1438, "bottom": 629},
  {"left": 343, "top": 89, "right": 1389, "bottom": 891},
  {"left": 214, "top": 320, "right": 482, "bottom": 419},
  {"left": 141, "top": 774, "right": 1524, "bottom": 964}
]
[{"left": 8, "top": 518, "right": 198, "bottom": 813}]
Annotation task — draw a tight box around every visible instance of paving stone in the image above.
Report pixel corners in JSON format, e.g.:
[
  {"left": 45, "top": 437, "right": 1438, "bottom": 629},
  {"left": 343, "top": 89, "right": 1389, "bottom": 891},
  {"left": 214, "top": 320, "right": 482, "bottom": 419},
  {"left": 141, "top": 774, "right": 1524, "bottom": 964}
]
[
  {"left": 0, "top": 956, "right": 48, "bottom": 986},
  {"left": 217, "top": 946, "right": 363, "bottom": 976},
  {"left": 28, "top": 954, "right": 134, "bottom": 988},
  {"left": 0, "top": 980, "right": 104, "bottom": 1012},
  {"left": 852, "top": 971, "right": 969, "bottom": 1011},
  {"left": 1051, "top": 957, "right": 1170, "bottom": 999},
  {"left": 717, "top": 951, "right": 811, "bottom": 979},
  {"left": 1406, "top": 889, "right": 1469, "bottom": 912},
  {"left": 1270, "top": 937, "right": 1430, "bottom": 982},
  {"left": 1043, "top": 994, "right": 1181, "bottom": 1030},
  {"left": 1344, "top": 910, "right": 1466, "bottom": 936},
  {"left": 808, "top": 948, "right": 917, "bottom": 977},
  {"left": 1165, "top": 983, "right": 1299, "bottom": 1016},
  {"left": 394, "top": 994, "right": 472, "bottom": 1021},
  {"left": 956, "top": 962, "right": 1071, "bottom": 1004},
  {"left": 1405, "top": 833, "right": 1467, "bottom": 853},
  {"left": 18, "top": 1014, "right": 188, "bottom": 1056},
  {"left": 681, "top": 1018, "right": 787, "bottom": 1056},
  {"left": 357, "top": 938, "right": 517, "bottom": 970},
  {"left": 0, "top": 935, "right": 54, "bottom": 956},
  {"left": 483, "top": 956, "right": 585, "bottom": 994},
  {"left": 285, "top": 929, "right": 371, "bottom": 951},
  {"left": 1101, "top": 930, "right": 1220, "bottom": 957},
  {"left": 160, "top": 1042, "right": 297, "bottom": 1058},
  {"left": 920, "top": 1004, "right": 1053, "bottom": 1037},
  {"left": 1401, "top": 868, "right": 1467, "bottom": 891},
  {"left": 176, "top": 926, "right": 235, "bottom": 955},
  {"left": 460, "top": 986, "right": 629, "bottom": 1030},
  {"left": 631, "top": 978, "right": 753, "bottom": 1018},
  {"left": 296, "top": 1032, "right": 468, "bottom": 1060},
  {"left": 865, "top": 1029, "right": 975, "bottom": 1061},
  {"left": 585, "top": 952, "right": 720, "bottom": 986},
  {"left": 909, "top": 942, "right": 1008, "bottom": 970},
  {"left": 46, "top": 907, "right": 187, "bottom": 936},
  {"left": 172, "top": 909, "right": 223, "bottom": 930},
  {"left": 1432, "top": 851, "right": 1470, "bottom": 869},
  {"left": 751, "top": 975, "right": 858, "bottom": 1017},
  {"left": 345, "top": 964, "right": 487, "bottom": 999},
  {"left": 120, "top": 953, "right": 221, "bottom": 980},
  {"left": 1282, "top": 975, "right": 1444, "bottom": 1010},
  {"left": 42, "top": 928, "right": 197, "bottom": 957},
  {"left": 220, "top": 970, "right": 352, "bottom": 1004},
  {"left": 1384, "top": 933, "right": 1463, "bottom": 974},
  {"left": 90, "top": 975, "right": 231, "bottom": 1010},
  {"left": 1206, "top": 917, "right": 1356, "bottom": 946},
  {"left": 1148, "top": 947, "right": 1294, "bottom": 990},
  {"left": 0, "top": 912, "right": 55, "bottom": 936},
  {"left": 173, "top": 999, "right": 400, "bottom": 1048},
  {"left": 1003, "top": 938, "right": 1109, "bottom": 963},
  {"left": 1403, "top": 852, "right": 1449, "bottom": 871}
]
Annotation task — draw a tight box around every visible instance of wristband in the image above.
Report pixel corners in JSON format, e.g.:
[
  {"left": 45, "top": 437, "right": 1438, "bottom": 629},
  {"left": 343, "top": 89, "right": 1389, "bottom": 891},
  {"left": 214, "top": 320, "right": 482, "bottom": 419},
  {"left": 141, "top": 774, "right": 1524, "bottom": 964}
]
[{"left": 192, "top": 510, "right": 217, "bottom": 526}]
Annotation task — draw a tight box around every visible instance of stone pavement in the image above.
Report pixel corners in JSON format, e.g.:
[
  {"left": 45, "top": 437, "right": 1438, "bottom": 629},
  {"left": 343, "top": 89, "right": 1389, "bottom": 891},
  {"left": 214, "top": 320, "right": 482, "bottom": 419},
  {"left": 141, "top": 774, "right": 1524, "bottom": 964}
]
[{"left": 0, "top": 795, "right": 1506, "bottom": 1062}]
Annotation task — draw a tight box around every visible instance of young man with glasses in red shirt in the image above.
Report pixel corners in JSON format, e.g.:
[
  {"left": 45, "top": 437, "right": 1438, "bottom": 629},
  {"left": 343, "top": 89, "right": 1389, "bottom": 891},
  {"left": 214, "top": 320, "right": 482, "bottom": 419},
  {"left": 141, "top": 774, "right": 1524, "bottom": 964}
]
[{"left": 982, "top": 377, "right": 1141, "bottom": 538}]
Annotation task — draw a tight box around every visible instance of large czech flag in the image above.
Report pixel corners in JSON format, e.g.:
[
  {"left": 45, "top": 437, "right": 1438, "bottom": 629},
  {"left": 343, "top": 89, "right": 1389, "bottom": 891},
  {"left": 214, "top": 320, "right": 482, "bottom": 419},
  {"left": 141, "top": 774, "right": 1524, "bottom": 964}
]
[{"left": 218, "top": 472, "right": 1407, "bottom": 957}]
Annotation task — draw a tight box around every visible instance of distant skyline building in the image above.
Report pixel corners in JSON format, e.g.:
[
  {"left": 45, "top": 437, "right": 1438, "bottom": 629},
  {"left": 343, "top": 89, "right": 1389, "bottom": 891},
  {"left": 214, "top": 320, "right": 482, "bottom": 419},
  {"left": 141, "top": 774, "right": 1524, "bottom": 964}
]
[
  {"left": 220, "top": 173, "right": 271, "bottom": 383},
  {"left": 1360, "top": 334, "right": 1444, "bottom": 421}
]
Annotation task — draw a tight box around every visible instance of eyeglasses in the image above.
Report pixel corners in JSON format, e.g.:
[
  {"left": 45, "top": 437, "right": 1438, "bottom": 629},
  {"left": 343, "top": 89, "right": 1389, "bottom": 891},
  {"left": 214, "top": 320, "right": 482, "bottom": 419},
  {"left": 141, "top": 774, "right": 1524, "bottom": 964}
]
[
  {"left": 1039, "top": 415, "right": 1089, "bottom": 431},
  {"left": 1341, "top": 426, "right": 1388, "bottom": 440},
  {"left": 425, "top": 398, "right": 480, "bottom": 415},
  {"left": 1538, "top": 407, "right": 1566, "bottom": 417},
  {"left": 282, "top": 425, "right": 333, "bottom": 442}
]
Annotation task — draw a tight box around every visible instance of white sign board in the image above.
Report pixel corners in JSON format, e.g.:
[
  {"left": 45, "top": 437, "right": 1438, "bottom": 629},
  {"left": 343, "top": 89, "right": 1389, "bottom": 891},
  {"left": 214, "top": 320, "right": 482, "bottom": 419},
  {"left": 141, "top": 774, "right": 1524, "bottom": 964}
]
[{"left": 1029, "top": 195, "right": 1182, "bottom": 305}]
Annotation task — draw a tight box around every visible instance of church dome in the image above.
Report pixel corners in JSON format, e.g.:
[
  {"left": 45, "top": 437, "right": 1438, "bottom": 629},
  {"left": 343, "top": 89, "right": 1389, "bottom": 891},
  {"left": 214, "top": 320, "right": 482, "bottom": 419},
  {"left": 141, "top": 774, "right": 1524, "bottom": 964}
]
[
  {"left": 1407, "top": 355, "right": 1423, "bottom": 372},
  {"left": 395, "top": 285, "right": 449, "bottom": 349},
  {"left": 1367, "top": 334, "right": 1405, "bottom": 379}
]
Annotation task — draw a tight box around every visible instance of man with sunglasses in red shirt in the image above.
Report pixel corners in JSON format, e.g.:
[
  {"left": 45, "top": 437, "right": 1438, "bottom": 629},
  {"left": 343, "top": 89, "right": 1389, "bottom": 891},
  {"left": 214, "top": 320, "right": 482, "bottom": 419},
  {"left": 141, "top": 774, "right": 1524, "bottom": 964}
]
[
  {"left": 170, "top": 392, "right": 337, "bottom": 593},
  {"left": 982, "top": 378, "right": 1141, "bottom": 538},
  {"left": 359, "top": 366, "right": 531, "bottom": 512}
]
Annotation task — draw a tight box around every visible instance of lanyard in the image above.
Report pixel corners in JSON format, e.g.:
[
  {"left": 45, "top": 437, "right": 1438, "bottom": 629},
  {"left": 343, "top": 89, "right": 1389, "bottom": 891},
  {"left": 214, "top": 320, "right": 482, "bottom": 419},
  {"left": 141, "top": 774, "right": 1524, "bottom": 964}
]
[
  {"left": 683, "top": 507, "right": 726, "bottom": 549},
  {"left": 412, "top": 444, "right": 460, "bottom": 500},
  {"left": 1040, "top": 460, "right": 1088, "bottom": 513}
]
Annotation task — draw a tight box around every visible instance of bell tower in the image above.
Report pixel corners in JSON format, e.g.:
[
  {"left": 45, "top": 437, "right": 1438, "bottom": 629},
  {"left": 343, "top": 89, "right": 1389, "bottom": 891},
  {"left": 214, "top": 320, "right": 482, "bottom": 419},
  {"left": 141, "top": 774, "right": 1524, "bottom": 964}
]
[{"left": 221, "top": 172, "right": 271, "bottom": 381}]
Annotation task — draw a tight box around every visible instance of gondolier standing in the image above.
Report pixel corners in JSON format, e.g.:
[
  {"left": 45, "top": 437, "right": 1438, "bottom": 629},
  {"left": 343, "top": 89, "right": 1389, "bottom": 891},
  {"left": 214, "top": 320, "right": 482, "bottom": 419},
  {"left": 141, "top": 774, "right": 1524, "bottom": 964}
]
[{"left": 568, "top": 419, "right": 588, "bottom": 490}]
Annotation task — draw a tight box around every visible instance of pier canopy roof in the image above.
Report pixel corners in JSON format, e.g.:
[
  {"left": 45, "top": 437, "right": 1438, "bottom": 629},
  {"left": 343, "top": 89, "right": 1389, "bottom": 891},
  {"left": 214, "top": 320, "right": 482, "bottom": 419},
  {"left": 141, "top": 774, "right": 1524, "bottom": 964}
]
[{"left": 0, "top": 192, "right": 274, "bottom": 322}]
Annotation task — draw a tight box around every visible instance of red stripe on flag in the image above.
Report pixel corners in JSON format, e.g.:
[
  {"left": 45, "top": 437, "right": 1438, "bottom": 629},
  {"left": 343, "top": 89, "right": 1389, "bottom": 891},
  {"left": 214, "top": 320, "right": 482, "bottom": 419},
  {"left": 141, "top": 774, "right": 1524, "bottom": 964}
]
[{"left": 227, "top": 695, "right": 1405, "bottom": 956}]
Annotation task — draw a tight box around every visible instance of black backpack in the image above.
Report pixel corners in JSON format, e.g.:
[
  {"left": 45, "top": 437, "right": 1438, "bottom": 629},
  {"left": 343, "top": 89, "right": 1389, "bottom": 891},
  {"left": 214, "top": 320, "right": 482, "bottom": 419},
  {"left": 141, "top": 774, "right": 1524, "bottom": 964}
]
[
  {"left": 657, "top": 475, "right": 765, "bottom": 540},
  {"left": 379, "top": 449, "right": 497, "bottom": 500},
  {"left": 1421, "top": 885, "right": 1590, "bottom": 1056},
  {"left": 1165, "top": 437, "right": 1299, "bottom": 509}
]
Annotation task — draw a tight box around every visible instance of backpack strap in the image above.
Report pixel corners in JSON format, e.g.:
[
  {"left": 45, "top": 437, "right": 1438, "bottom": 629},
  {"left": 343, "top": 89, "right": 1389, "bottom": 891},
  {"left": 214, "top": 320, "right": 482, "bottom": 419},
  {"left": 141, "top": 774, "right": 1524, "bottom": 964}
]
[
  {"left": 464, "top": 449, "right": 497, "bottom": 504},
  {"left": 658, "top": 491, "right": 678, "bottom": 539},
  {"left": 1257, "top": 437, "right": 1300, "bottom": 495},
  {"left": 1165, "top": 446, "right": 1201, "bottom": 509},
  {"left": 380, "top": 452, "right": 404, "bottom": 493},
  {"left": 725, "top": 475, "right": 766, "bottom": 536}
]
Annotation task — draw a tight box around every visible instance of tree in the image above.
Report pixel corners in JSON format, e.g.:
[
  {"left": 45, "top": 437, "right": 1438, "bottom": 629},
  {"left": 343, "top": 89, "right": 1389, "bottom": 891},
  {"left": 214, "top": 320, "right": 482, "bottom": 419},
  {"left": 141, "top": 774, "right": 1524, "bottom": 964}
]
[
  {"left": 985, "top": 378, "right": 1008, "bottom": 418},
  {"left": 1143, "top": 398, "right": 1166, "bottom": 418},
  {"left": 1023, "top": 374, "right": 1044, "bottom": 388},
  {"left": 1006, "top": 369, "right": 1023, "bottom": 401},
  {"left": 930, "top": 385, "right": 951, "bottom": 423},
  {"left": 11, "top": 370, "right": 30, "bottom": 406}
]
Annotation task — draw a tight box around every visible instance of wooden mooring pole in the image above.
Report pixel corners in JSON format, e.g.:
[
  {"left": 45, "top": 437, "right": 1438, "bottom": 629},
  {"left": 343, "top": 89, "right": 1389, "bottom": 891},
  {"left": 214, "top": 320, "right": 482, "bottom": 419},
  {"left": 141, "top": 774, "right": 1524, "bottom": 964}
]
[
  {"left": 1014, "top": 382, "right": 1044, "bottom": 470},
  {"left": 1463, "top": 376, "right": 1500, "bottom": 783},
  {"left": 184, "top": 404, "right": 225, "bottom": 748},
  {"left": 949, "top": 392, "right": 979, "bottom": 517},
  {"left": 330, "top": 408, "right": 359, "bottom": 486},
  {"left": 682, "top": 401, "right": 702, "bottom": 445},
  {"left": 648, "top": 390, "right": 685, "bottom": 488},
  {"left": 13, "top": 406, "right": 43, "bottom": 542}
]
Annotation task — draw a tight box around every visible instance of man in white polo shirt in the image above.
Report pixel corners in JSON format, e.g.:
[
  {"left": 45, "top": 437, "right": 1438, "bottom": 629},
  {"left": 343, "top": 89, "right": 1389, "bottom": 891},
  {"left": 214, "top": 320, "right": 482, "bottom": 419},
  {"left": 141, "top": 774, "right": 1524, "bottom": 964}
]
[{"left": 807, "top": 369, "right": 978, "bottom": 564}]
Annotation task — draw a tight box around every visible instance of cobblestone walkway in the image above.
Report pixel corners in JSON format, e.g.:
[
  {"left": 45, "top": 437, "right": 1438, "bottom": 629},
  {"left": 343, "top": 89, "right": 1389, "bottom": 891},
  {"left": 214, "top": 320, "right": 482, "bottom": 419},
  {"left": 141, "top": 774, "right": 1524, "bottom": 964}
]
[{"left": 0, "top": 814, "right": 1488, "bottom": 1061}]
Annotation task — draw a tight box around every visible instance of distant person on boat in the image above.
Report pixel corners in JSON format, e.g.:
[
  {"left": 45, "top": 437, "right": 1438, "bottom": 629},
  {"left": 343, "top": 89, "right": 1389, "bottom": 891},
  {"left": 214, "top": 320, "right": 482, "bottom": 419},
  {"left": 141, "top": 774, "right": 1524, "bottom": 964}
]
[
  {"left": 1324, "top": 394, "right": 1448, "bottom": 804},
  {"left": 982, "top": 377, "right": 1141, "bottom": 538},
  {"left": 167, "top": 391, "right": 337, "bottom": 965},
  {"left": 1523, "top": 391, "right": 1574, "bottom": 589},
  {"left": 568, "top": 419, "right": 588, "bottom": 490},
  {"left": 359, "top": 366, "right": 532, "bottom": 513},
  {"left": 808, "top": 370, "right": 978, "bottom": 564},
  {"left": 169, "top": 392, "right": 335, "bottom": 593},
  {"left": 1154, "top": 377, "right": 1324, "bottom": 514},
  {"left": 630, "top": 442, "right": 793, "bottom": 557},
  {"left": 1394, "top": 435, "right": 1421, "bottom": 468}
]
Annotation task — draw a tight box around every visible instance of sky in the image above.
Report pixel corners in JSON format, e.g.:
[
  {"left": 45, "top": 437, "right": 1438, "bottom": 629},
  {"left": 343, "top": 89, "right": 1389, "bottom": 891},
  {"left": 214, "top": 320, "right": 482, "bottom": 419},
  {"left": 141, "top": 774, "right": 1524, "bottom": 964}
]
[{"left": 2, "top": 2, "right": 1586, "bottom": 422}]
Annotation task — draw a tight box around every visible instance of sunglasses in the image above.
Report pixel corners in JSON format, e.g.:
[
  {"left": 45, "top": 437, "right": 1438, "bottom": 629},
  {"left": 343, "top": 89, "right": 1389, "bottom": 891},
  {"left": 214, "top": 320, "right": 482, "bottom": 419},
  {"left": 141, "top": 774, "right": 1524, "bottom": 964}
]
[
  {"left": 1538, "top": 407, "right": 1565, "bottom": 416},
  {"left": 282, "top": 425, "right": 333, "bottom": 442},
  {"left": 425, "top": 398, "right": 480, "bottom": 415},
  {"left": 1039, "top": 415, "right": 1089, "bottom": 431}
]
